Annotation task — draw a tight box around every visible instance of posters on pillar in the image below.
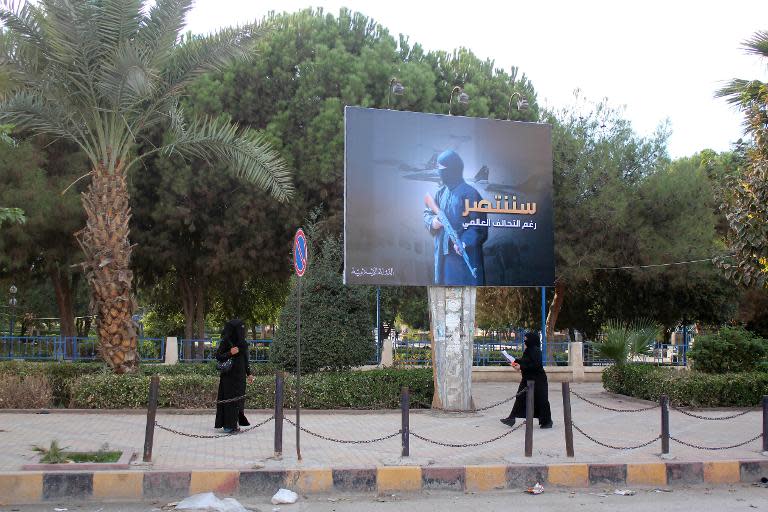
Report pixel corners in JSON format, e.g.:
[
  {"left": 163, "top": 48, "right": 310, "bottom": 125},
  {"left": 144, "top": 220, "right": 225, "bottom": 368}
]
[{"left": 344, "top": 106, "right": 554, "bottom": 287}]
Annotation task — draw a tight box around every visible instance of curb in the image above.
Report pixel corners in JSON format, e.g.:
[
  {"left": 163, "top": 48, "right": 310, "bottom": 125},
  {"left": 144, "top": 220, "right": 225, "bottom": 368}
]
[{"left": 1, "top": 460, "right": 766, "bottom": 504}]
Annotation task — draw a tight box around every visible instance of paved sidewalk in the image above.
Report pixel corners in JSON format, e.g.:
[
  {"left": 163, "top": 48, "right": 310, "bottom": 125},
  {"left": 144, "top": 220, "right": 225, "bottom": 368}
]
[{"left": 0, "top": 383, "right": 765, "bottom": 471}]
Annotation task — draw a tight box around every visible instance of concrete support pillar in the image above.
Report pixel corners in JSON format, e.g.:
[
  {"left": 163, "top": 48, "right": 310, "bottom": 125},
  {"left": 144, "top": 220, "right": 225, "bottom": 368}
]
[
  {"left": 381, "top": 337, "right": 394, "bottom": 367},
  {"left": 164, "top": 337, "right": 179, "bottom": 365},
  {"left": 568, "top": 341, "right": 584, "bottom": 382},
  {"left": 428, "top": 286, "right": 476, "bottom": 411}
]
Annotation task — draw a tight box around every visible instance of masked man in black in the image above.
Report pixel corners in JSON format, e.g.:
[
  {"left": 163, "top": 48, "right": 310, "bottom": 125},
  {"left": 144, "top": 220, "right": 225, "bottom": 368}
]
[{"left": 423, "top": 149, "right": 487, "bottom": 285}]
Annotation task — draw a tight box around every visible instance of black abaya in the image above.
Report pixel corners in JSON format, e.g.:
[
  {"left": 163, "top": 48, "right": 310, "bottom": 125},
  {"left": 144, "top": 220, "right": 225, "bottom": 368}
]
[
  {"left": 507, "top": 343, "right": 552, "bottom": 425},
  {"left": 214, "top": 321, "right": 251, "bottom": 430}
]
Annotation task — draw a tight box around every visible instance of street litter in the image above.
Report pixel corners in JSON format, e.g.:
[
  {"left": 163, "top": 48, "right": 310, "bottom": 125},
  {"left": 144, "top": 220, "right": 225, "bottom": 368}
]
[
  {"left": 54, "top": 509, "right": 68, "bottom": 512},
  {"left": 614, "top": 489, "right": 636, "bottom": 496},
  {"left": 176, "top": 492, "right": 250, "bottom": 512},
  {"left": 652, "top": 488, "right": 673, "bottom": 493},
  {"left": 526, "top": 483, "right": 544, "bottom": 495},
  {"left": 271, "top": 489, "right": 298, "bottom": 505}
]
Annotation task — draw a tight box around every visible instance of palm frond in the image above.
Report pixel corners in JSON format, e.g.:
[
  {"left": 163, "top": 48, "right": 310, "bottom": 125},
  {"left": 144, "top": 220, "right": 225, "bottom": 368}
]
[
  {"left": 137, "top": 0, "right": 194, "bottom": 67},
  {"left": 594, "top": 319, "right": 630, "bottom": 364},
  {"left": 0, "top": 90, "right": 95, "bottom": 161},
  {"left": 164, "top": 24, "right": 267, "bottom": 91},
  {"left": 0, "top": 0, "right": 47, "bottom": 54},
  {"left": 627, "top": 318, "right": 659, "bottom": 357},
  {"left": 94, "top": 0, "right": 142, "bottom": 53},
  {"left": 158, "top": 113, "right": 293, "bottom": 202},
  {"left": 97, "top": 43, "right": 158, "bottom": 111},
  {"left": 743, "top": 30, "right": 768, "bottom": 59}
]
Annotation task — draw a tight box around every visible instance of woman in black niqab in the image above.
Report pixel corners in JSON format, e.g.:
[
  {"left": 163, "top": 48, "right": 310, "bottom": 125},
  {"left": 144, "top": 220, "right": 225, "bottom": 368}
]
[
  {"left": 500, "top": 331, "right": 553, "bottom": 428},
  {"left": 214, "top": 319, "right": 252, "bottom": 433}
]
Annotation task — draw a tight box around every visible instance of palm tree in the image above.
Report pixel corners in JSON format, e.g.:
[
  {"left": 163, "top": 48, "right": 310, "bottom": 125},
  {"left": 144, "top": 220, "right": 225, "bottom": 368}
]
[
  {"left": 715, "top": 31, "right": 768, "bottom": 288},
  {"left": 0, "top": 0, "right": 293, "bottom": 372}
]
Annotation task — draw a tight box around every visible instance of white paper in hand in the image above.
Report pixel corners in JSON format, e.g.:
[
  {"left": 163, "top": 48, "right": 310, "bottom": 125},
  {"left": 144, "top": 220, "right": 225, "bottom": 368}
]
[{"left": 501, "top": 350, "right": 516, "bottom": 363}]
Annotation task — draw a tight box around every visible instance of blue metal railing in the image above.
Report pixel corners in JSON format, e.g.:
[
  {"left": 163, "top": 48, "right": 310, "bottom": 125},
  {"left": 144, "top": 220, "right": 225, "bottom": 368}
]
[
  {"left": 177, "top": 338, "right": 272, "bottom": 363},
  {"left": 393, "top": 338, "right": 432, "bottom": 367},
  {"left": 0, "top": 336, "right": 165, "bottom": 361}
]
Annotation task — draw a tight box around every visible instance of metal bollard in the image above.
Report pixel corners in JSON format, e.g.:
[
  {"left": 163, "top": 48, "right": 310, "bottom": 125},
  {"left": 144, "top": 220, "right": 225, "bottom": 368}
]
[
  {"left": 562, "top": 382, "right": 574, "bottom": 457},
  {"left": 525, "top": 380, "right": 535, "bottom": 457},
  {"left": 274, "top": 371, "right": 284, "bottom": 458},
  {"left": 762, "top": 395, "right": 768, "bottom": 453},
  {"left": 661, "top": 394, "right": 670, "bottom": 455},
  {"left": 401, "top": 386, "right": 410, "bottom": 457},
  {"left": 143, "top": 375, "right": 160, "bottom": 462}
]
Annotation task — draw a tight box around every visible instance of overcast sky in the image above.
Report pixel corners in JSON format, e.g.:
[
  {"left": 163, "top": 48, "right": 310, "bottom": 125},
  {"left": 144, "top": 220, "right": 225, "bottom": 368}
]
[{"left": 184, "top": 0, "right": 768, "bottom": 159}]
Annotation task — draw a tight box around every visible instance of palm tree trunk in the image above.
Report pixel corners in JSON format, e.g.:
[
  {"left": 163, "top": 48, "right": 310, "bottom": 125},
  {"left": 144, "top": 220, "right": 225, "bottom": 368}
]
[{"left": 75, "top": 163, "right": 138, "bottom": 373}]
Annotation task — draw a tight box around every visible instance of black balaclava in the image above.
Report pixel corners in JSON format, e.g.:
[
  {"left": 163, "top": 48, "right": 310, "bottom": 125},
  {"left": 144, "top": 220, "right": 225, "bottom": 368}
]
[{"left": 436, "top": 149, "right": 465, "bottom": 189}]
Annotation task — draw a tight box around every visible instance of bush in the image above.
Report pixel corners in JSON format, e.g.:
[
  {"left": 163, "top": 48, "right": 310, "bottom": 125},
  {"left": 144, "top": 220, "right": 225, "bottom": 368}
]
[
  {"left": 0, "top": 374, "right": 53, "bottom": 408},
  {"left": 0, "top": 361, "right": 105, "bottom": 406},
  {"left": 688, "top": 326, "right": 768, "bottom": 373},
  {"left": 271, "top": 236, "right": 375, "bottom": 372},
  {"left": 68, "top": 368, "right": 433, "bottom": 409},
  {"left": 602, "top": 364, "right": 768, "bottom": 407}
]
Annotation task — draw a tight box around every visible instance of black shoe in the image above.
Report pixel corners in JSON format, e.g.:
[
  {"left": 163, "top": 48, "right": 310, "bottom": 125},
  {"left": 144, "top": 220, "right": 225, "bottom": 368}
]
[
  {"left": 540, "top": 421, "right": 553, "bottom": 429},
  {"left": 500, "top": 417, "right": 516, "bottom": 427}
]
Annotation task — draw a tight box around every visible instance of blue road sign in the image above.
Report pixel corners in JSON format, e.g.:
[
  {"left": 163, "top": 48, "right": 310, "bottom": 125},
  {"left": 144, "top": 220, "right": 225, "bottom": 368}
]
[{"left": 293, "top": 229, "right": 307, "bottom": 277}]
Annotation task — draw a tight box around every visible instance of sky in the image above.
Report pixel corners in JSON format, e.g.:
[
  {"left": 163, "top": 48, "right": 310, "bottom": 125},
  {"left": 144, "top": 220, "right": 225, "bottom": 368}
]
[{"left": 184, "top": 0, "right": 768, "bottom": 159}]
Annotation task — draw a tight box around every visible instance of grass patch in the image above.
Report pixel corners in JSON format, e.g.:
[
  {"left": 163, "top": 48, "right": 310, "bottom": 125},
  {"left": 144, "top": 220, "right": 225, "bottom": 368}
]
[{"left": 33, "top": 440, "right": 121, "bottom": 463}]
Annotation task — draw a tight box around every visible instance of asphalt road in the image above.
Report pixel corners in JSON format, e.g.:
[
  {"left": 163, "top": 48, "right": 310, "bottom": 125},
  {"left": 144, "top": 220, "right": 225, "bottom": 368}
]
[{"left": 5, "top": 485, "right": 768, "bottom": 512}]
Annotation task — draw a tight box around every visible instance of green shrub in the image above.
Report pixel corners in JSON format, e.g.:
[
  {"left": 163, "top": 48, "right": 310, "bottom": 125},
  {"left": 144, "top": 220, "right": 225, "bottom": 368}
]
[
  {"left": 68, "top": 368, "right": 433, "bottom": 409},
  {"left": 271, "top": 235, "right": 375, "bottom": 372},
  {"left": 688, "top": 326, "right": 768, "bottom": 373},
  {"left": 602, "top": 364, "right": 768, "bottom": 407},
  {"left": 593, "top": 319, "right": 660, "bottom": 365}
]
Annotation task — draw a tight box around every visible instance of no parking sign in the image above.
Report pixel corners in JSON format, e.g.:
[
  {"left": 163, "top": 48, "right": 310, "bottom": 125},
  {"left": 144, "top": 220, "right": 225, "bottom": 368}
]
[{"left": 293, "top": 228, "right": 307, "bottom": 277}]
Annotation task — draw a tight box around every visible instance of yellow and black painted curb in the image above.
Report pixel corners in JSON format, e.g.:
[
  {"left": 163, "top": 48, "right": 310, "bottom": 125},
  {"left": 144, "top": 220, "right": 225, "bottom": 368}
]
[{"left": 0, "top": 460, "right": 765, "bottom": 504}]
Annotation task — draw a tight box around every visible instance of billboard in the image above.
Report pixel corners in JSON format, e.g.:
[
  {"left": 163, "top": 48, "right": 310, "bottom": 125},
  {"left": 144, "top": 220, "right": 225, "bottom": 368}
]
[{"left": 344, "top": 107, "right": 554, "bottom": 287}]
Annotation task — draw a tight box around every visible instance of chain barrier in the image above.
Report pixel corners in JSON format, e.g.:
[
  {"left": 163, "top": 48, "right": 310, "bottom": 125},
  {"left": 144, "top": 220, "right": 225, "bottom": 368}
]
[
  {"left": 216, "top": 394, "right": 246, "bottom": 405},
  {"left": 283, "top": 416, "right": 401, "bottom": 444},
  {"left": 670, "top": 433, "right": 763, "bottom": 451},
  {"left": 570, "top": 390, "right": 659, "bottom": 413},
  {"left": 572, "top": 422, "right": 660, "bottom": 450},
  {"left": 410, "top": 422, "right": 524, "bottom": 448},
  {"left": 671, "top": 406, "right": 758, "bottom": 421},
  {"left": 154, "top": 415, "right": 275, "bottom": 439},
  {"left": 474, "top": 387, "right": 527, "bottom": 412}
]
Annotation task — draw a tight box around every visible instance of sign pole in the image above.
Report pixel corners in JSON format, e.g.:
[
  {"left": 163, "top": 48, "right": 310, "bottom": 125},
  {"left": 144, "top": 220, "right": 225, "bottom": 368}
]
[
  {"left": 292, "top": 229, "right": 307, "bottom": 462},
  {"left": 296, "top": 276, "right": 302, "bottom": 461}
]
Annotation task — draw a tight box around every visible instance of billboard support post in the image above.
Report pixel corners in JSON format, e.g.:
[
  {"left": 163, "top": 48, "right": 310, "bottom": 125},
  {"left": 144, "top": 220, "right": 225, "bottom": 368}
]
[{"left": 428, "top": 286, "right": 476, "bottom": 412}]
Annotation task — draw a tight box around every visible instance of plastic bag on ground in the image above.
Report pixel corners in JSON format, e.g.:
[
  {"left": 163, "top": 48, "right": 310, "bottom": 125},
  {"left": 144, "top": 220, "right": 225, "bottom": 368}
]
[
  {"left": 176, "top": 492, "right": 251, "bottom": 512},
  {"left": 526, "top": 483, "right": 544, "bottom": 495},
  {"left": 271, "top": 489, "right": 298, "bottom": 505}
]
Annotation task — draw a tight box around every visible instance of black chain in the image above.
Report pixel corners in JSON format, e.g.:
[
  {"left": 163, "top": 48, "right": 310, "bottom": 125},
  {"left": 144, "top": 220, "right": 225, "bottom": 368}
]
[
  {"left": 216, "top": 394, "right": 246, "bottom": 405},
  {"left": 572, "top": 422, "right": 660, "bottom": 450},
  {"left": 671, "top": 407, "right": 758, "bottom": 421},
  {"left": 570, "top": 390, "right": 658, "bottom": 413},
  {"left": 154, "top": 415, "right": 274, "bottom": 439},
  {"left": 670, "top": 433, "right": 763, "bottom": 451},
  {"left": 283, "top": 417, "right": 401, "bottom": 444},
  {"left": 474, "top": 388, "right": 527, "bottom": 412},
  {"left": 410, "top": 422, "right": 524, "bottom": 448}
]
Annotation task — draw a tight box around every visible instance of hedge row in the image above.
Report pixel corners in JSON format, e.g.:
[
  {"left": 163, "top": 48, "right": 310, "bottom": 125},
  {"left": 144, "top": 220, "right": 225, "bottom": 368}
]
[
  {"left": 0, "top": 361, "right": 433, "bottom": 409},
  {"left": 602, "top": 364, "right": 768, "bottom": 407},
  {"left": 0, "top": 361, "right": 279, "bottom": 406}
]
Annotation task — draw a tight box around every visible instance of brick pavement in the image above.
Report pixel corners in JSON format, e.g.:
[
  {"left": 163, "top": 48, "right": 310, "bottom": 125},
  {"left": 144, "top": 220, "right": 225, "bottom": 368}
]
[{"left": 0, "top": 383, "right": 765, "bottom": 471}]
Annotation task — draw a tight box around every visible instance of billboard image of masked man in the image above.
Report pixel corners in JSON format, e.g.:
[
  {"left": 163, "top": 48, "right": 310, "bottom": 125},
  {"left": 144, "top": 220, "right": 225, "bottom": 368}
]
[
  {"left": 423, "top": 149, "right": 488, "bottom": 285},
  {"left": 344, "top": 106, "right": 553, "bottom": 287}
]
